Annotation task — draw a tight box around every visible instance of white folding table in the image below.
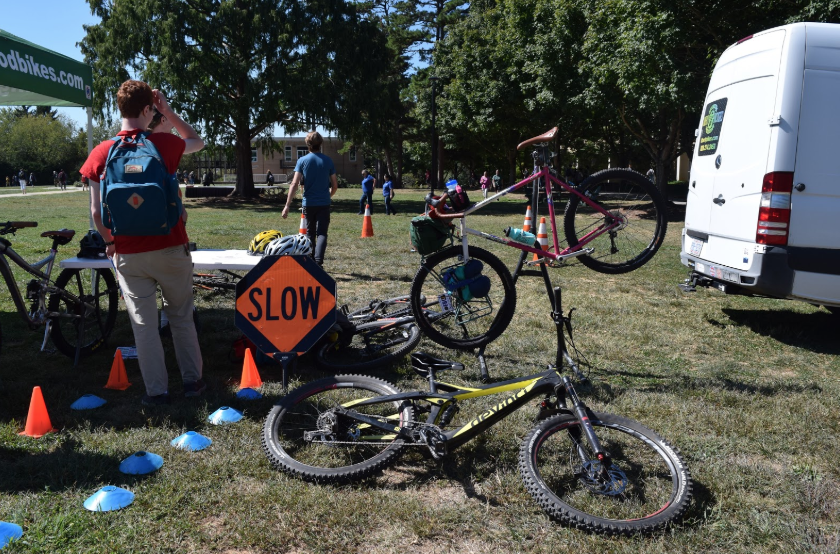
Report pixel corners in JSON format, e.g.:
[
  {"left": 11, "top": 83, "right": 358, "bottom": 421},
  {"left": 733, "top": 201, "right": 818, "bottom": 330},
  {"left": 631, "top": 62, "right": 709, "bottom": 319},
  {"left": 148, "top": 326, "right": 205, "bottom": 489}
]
[{"left": 59, "top": 249, "right": 261, "bottom": 271}]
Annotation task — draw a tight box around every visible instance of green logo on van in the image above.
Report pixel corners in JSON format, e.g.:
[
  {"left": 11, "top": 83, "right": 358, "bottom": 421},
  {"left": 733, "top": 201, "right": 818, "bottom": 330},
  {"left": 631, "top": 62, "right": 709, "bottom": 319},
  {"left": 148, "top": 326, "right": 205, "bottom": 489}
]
[
  {"left": 698, "top": 98, "right": 728, "bottom": 157},
  {"left": 704, "top": 104, "right": 722, "bottom": 134}
]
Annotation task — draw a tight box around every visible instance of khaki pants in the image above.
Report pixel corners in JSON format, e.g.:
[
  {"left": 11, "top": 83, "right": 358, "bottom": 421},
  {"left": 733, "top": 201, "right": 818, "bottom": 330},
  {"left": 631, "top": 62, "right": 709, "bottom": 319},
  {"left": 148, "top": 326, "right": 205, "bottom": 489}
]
[{"left": 115, "top": 245, "right": 202, "bottom": 396}]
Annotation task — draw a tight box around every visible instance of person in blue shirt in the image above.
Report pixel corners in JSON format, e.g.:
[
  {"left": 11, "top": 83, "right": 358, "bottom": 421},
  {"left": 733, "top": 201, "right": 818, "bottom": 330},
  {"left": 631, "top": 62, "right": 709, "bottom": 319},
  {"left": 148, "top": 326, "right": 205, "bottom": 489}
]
[
  {"left": 359, "top": 169, "right": 376, "bottom": 215},
  {"left": 282, "top": 131, "right": 338, "bottom": 266},
  {"left": 382, "top": 174, "right": 397, "bottom": 215}
]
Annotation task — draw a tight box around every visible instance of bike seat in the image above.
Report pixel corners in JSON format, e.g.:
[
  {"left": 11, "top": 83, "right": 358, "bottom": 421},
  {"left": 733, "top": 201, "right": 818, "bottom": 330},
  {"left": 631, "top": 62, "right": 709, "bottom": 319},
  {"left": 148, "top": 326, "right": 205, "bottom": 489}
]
[
  {"left": 517, "top": 127, "right": 558, "bottom": 151},
  {"left": 411, "top": 352, "right": 465, "bottom": 377},
  {"left": 41, "top": 229, "right": 76, "bottom": 245}
]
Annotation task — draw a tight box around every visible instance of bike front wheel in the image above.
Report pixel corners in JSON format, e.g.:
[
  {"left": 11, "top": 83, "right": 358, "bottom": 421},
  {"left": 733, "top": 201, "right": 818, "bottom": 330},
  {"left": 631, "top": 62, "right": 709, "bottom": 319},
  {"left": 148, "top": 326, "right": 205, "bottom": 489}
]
[
  {"left": 410, "top": 245, "right": 516, "bottom": 350},
  {"left": 49, "top": 268, "right": 119, "bottom": 358},
  {"left": 262, "top": 375, "right": 414, "bottom": 483},
  {"left": 519, "top": 411, "right": 692, "bottom": 535},
  {"left": 564, "top": 168, "right": 667, "bottom": 274},
  {"left": 313, "top": 320, "right": 421, "bottom": 372}
]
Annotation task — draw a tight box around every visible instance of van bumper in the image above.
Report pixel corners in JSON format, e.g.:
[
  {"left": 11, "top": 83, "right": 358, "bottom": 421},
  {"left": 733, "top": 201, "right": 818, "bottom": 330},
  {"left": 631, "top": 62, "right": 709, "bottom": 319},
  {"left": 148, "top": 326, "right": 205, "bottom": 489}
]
[{"left": 680, "top": 247, "right": 794, "bottom": 298}]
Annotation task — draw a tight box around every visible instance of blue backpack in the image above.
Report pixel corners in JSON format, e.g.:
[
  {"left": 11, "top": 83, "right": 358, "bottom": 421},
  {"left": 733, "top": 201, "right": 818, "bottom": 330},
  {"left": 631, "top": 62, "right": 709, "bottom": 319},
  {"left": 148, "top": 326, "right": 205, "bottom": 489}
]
[{"left": 101, "top": 132, "right": 182, "bottom": 236}]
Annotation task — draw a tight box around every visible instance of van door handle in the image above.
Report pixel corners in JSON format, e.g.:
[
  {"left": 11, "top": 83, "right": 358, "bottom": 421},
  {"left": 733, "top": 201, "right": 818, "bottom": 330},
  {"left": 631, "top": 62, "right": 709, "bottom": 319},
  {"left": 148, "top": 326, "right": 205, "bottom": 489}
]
[
  {"left": 794, "top": 183, "right": 806, "bottom": 192},
  {"left": 713, "top": 195, "right": 726, "bottom": 205}
]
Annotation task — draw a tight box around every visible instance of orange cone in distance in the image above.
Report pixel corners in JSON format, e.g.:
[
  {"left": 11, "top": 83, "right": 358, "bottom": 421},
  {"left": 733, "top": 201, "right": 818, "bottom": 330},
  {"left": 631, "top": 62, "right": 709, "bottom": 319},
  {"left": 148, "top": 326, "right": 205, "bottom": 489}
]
[
  {"left": 361, "top": 204, "right": 374, "bottom": 238},
  {"left": 104, "top": 349, "right": 132, "bottom": 390},
  {"left": 533, "top": 217, "right": 549, "bottom": 262},
  {"left": 522, "top": 205, "right": 533, "bottom": 233},
  {"left": 19, "top": 386, "right": 56, "bottom": 437},
  {"left": 240, "top": 348, "right": 263, "bottom": 389},
  {"left": 299, "top": 212, "right": 307, "bottom": 235}
]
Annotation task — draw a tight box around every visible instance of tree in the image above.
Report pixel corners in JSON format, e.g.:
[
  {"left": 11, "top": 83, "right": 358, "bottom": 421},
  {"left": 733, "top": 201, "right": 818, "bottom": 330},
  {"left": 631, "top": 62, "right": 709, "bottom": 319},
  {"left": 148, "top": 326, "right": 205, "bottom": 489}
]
[
  {"left": 0, "top": 109, "right": 86, "bottom": 182},
  {"left": 578, "top": 0, "right": 815, "bottom": 197},
  {"left": 81, "top": 0, "right": 387, "bottom": 197}
]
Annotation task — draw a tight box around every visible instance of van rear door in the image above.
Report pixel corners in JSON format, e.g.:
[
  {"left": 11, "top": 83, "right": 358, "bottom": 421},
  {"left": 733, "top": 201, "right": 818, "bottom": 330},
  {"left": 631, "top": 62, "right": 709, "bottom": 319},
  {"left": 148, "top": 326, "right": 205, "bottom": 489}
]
[
  {"left": 685, "top": 31, "right": 785, "bottom": 269},
  {"left": 789, "top": 26, "right": 840, "bottom": 261}
]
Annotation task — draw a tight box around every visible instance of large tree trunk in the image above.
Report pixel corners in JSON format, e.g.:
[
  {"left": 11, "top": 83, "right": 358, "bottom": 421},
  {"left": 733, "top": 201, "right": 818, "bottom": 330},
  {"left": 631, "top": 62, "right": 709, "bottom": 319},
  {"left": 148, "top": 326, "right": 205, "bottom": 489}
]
[{"left": 231, "top": 125, "right": 255, "bottom": 198}]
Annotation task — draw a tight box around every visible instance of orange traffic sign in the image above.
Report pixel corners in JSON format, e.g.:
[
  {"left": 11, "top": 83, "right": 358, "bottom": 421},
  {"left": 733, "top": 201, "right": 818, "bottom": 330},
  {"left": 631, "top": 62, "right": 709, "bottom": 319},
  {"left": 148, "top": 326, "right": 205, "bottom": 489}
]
[{"left": 235, "top": 255, "right": 336, "bottom": 354}]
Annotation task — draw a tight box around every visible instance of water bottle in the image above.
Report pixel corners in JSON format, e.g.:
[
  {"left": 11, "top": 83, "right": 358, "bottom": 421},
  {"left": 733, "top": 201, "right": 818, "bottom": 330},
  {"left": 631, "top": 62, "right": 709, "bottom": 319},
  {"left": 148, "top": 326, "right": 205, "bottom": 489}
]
[
  {"left": 504, "top": 227, "right": 537, "bottom": 246},
  {"left": 445, "top": 179, "right": 461, "bottom": 194}
]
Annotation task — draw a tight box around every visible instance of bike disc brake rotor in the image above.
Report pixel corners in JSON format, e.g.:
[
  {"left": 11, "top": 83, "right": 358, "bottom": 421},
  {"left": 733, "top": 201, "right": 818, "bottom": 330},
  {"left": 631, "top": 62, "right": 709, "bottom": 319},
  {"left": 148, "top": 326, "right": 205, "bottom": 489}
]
[{"left": 575, "top": 460, "right": 628, "bottom": 496}]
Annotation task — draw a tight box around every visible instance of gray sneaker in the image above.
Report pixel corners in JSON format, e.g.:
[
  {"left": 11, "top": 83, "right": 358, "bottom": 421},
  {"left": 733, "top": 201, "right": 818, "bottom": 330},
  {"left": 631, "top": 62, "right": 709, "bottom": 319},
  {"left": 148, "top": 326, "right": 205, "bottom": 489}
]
[
  {"left": 183, "top": 379, "right": 207, "bottom": 398},
  {"left": 141, "top": 392, "right": 171, "bottom": 406}
]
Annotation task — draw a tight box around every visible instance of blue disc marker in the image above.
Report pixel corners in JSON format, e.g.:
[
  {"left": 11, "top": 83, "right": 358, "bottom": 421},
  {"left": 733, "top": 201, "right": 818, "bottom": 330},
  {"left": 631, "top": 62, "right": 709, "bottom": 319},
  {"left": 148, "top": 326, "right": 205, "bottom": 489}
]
[
  {"left": 71, "top": 394, "right": 107, "bottom": 410},
  {"left": 208, "top": 406, "right": 243, "bottom": 425},
  {"left": 83, "top": 486, "right": 135, "bottom": 512},
  {"left": 170, "top": 431, "right": 212, "bottom": 451},
  {"left": 0, "top": 522, "right": 23, "bottom": 549},
  {"left": 119, "top": 451, "right": 164, "bottom": 475}
]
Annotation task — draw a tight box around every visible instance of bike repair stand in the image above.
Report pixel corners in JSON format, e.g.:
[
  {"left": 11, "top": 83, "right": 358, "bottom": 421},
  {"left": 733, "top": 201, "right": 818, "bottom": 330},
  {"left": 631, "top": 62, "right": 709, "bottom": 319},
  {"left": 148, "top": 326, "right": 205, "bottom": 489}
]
[
  {"left": 476, "top": 345, "right": 490, "bottom": 383},
  {"left": 540, "top": 262, "right": 588, "bottom": 382},
  {"left": 269, "top": 352, "right": 298, "bottom": 392}
]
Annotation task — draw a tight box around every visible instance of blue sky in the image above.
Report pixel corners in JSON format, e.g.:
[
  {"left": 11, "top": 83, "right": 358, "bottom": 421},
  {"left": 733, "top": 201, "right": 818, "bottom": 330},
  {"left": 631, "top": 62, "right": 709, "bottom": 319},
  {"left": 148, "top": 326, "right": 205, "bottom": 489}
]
[{"left": 2, "top": 0, "right": 100, "bottom": 129}]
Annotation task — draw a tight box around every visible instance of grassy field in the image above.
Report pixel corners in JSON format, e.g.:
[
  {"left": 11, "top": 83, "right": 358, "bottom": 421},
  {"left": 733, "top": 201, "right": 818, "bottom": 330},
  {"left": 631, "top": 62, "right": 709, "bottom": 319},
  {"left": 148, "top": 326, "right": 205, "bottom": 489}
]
[{"left": 1, "top": 188, "right": 839, "bottom": 553}]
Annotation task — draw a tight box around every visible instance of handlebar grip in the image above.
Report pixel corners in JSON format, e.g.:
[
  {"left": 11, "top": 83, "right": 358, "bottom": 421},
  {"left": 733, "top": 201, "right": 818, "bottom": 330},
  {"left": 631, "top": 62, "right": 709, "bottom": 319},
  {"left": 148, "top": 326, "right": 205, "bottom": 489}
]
[{"left": 8, "top": 221, "right": 37, "bottom": 228}]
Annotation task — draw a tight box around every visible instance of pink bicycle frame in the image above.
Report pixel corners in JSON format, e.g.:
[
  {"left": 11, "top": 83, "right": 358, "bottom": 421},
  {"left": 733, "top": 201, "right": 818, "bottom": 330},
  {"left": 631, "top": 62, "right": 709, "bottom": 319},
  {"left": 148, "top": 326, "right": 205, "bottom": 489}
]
[{"left": 451, "top": 165, "right": 621, "bottom": 262}]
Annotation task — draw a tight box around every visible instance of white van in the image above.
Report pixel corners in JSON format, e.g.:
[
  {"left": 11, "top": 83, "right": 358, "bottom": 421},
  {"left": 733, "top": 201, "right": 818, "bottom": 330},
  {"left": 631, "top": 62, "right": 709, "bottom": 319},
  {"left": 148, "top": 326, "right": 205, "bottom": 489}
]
[{"left": 680, "top": 22, "right": 840, "bottom": 312}]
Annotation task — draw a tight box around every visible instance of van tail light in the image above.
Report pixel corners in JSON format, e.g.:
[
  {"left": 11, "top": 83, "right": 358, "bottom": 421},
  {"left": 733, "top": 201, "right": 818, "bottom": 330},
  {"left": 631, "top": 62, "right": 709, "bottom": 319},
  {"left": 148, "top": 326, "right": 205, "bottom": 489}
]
[{"left": 756, "top": 171, "right": 793, "bottom": 246}]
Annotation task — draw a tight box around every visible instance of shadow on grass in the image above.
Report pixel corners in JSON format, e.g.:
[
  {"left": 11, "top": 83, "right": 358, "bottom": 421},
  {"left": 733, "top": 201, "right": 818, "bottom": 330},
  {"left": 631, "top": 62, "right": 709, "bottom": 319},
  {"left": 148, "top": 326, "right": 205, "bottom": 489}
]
[
  {"left": 0, "top": 438, "right": 121, "bottom": 493},
  {"left": 720, "top": 308, "right": 840, "bottom": 354}
]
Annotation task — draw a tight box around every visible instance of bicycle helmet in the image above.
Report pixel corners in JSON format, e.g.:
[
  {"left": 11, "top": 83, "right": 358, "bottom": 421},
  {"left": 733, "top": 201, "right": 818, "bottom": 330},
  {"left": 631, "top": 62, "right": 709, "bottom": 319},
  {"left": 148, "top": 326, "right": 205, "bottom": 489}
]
[
  {"left": 77, "top": 230, "right": 107, "bottom": 259},
  {"left": 264, "top": 234, "right": 312, "bottom": 257},
  {"left": 248, "top": 230, "right": 284, "bottom": 255}
]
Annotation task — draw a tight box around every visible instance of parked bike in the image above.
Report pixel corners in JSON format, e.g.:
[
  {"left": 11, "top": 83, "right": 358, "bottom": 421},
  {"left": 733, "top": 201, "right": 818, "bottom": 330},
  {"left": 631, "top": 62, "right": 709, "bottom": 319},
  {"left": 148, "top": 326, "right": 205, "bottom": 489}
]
[{"left": 0, "top": 222, "right": 118, "bottom": 364}]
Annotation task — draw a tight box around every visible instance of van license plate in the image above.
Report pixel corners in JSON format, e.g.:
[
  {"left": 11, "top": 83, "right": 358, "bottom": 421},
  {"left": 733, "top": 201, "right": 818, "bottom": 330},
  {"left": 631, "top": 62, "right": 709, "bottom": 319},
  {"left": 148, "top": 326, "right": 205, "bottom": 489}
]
[{"left": 689, "top": 238, "right": 704, "bottom": 256}]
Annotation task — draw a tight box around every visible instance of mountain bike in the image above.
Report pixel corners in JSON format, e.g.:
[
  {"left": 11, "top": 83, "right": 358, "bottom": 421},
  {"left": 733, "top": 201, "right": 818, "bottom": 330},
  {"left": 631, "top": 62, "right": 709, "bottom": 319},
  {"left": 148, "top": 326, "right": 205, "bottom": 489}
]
[
  {"left": 0, "top": 221, "right": 119, "bottom": 364},
  {"left": 313, "top": 295, "right": 451, "bottom": 373},
  {"left": 262, "top": 286, "right": 692, "bottom": 535},
  {"left": 411, "top": 127, "right": 667, "bottom": 350}
]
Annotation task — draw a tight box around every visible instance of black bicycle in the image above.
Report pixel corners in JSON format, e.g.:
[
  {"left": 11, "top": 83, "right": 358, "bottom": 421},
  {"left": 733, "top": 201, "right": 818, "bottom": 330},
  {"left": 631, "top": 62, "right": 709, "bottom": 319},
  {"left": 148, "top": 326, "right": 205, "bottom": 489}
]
[
  {"left": 263, "top": 287, "right": 692, "bottom": 536},
  {"left": 313, "top": 295, "right": 425, "bottom": 372},
  {"left": 0, "top": 221, "right": 119, "bottom": 363}
]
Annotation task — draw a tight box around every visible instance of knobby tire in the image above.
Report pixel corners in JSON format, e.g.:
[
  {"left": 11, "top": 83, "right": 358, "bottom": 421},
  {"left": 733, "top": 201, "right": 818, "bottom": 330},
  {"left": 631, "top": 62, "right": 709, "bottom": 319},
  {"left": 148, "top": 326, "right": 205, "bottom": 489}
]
[
  {"left": 262, "top": 375, "right": 414, "bottom": 483},
  {"left": 519, "top": 411, "right": 692, "bottom": 535}
]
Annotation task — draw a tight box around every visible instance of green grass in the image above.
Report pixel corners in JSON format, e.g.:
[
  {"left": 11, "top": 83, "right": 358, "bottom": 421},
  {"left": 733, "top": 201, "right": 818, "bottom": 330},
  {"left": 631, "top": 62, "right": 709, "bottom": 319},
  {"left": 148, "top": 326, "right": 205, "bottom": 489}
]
[{"left": 1, "top": 189, "right": 839, "bottom": 553}]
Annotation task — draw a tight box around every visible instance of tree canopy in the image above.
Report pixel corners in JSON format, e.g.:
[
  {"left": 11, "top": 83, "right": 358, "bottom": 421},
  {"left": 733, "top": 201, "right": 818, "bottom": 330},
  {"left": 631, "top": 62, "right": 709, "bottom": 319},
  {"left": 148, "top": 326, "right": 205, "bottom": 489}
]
[{"left": 81, "top": 0, "right": 389, "bottom": 197}]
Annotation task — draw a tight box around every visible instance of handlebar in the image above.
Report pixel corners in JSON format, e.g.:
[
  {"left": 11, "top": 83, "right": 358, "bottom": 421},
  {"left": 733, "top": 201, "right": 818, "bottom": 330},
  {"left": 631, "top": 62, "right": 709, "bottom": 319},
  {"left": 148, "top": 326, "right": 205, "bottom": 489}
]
[{"left": 0, "top": 221, "right": 38, "bottom": 235}]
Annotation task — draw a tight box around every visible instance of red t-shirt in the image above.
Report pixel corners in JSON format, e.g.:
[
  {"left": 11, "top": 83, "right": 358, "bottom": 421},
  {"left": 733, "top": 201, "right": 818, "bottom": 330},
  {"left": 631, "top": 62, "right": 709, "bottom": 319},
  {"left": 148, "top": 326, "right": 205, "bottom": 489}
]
[{"left": 80, "top": 130, "right": 188, "bottom": 254}]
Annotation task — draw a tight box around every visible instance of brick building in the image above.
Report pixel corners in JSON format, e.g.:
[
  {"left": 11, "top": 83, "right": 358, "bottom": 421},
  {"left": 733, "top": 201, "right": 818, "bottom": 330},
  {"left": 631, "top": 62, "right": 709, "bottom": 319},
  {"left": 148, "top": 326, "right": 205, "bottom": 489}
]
[{"left": 250, "top": 136, "right": 362, "bottom": 184}]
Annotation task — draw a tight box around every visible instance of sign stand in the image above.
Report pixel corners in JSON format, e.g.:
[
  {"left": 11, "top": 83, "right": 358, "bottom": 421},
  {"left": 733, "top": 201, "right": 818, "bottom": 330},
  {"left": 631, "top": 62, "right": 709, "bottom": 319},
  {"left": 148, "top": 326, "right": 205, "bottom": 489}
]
[{"left": 270, "top": 352, "right": 298, "bottom": 391}]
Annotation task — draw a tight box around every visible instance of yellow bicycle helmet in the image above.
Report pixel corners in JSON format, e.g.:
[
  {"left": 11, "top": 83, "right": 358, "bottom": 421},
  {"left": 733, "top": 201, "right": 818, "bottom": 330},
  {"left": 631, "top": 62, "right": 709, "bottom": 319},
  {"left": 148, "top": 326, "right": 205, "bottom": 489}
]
[{"left": 248, "top": 230, "right": 285, "bottom": 255}]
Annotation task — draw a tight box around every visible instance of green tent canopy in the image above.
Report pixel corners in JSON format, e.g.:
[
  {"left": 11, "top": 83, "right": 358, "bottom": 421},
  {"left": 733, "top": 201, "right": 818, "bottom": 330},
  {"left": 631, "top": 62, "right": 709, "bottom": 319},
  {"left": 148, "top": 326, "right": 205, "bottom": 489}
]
[{"left": 0, "top": 29, "right": 93, "bottom": 107}]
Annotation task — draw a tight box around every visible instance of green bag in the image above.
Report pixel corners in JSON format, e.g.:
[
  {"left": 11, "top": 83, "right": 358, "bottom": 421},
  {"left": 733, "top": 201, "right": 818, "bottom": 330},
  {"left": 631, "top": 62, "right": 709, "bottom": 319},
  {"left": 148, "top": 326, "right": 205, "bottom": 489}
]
[{"left": 410, "top": 216, "right": 453, "bottom": 255}]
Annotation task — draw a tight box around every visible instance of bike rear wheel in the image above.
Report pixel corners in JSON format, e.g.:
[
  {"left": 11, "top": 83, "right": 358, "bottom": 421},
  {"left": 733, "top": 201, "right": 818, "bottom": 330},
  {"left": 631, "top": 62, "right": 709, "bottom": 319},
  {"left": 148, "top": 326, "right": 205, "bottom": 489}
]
[
  {"left": 519, "top": 411, "right": 692, "bottom": 535},
  {"left": 49, "top": 268, "right": 119, "bottom": 358},
  {"left": 313, "top": 320, "right": 421, "bottom": 372},
  {"left": 564, "top": 168, "right": 667, "bottom": 274},
  {"left": 262, "top": 375, "right": 414, "bottom": 483},
  {"left": 410, "top": 246, "right": 516, "bottom": 350}
]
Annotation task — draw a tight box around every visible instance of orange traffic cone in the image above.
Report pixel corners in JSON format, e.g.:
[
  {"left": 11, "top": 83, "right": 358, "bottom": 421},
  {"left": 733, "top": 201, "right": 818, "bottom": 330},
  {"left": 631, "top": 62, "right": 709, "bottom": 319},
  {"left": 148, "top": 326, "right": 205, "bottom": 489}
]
[
  {"left": 240, "top": 348, "right": 263, "bottom": 389},
  {"left": 19, "top": 386, "right": 56, "bottom": 437},
  {"left": 522, "top": 205, "right": 533, "bottom": 233},
  {"left": 299, "top": 212, "right": 307, "bottom": 235},
  {"left": 533, "top": 217, "right": 549, "bottom": 262},
  {"left": 104, "top": 349, "right": 132, "bottom": 390},
  {"left": 361, "top": 204, "right": 374, "bottom": 238}
]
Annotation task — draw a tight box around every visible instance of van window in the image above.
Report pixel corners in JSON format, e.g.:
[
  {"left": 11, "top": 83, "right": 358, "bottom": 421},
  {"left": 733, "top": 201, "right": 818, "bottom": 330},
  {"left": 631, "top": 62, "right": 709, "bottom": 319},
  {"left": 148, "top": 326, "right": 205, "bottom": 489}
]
[{"left": 698, "top": 98, "right": 727, "bottom": 156}]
